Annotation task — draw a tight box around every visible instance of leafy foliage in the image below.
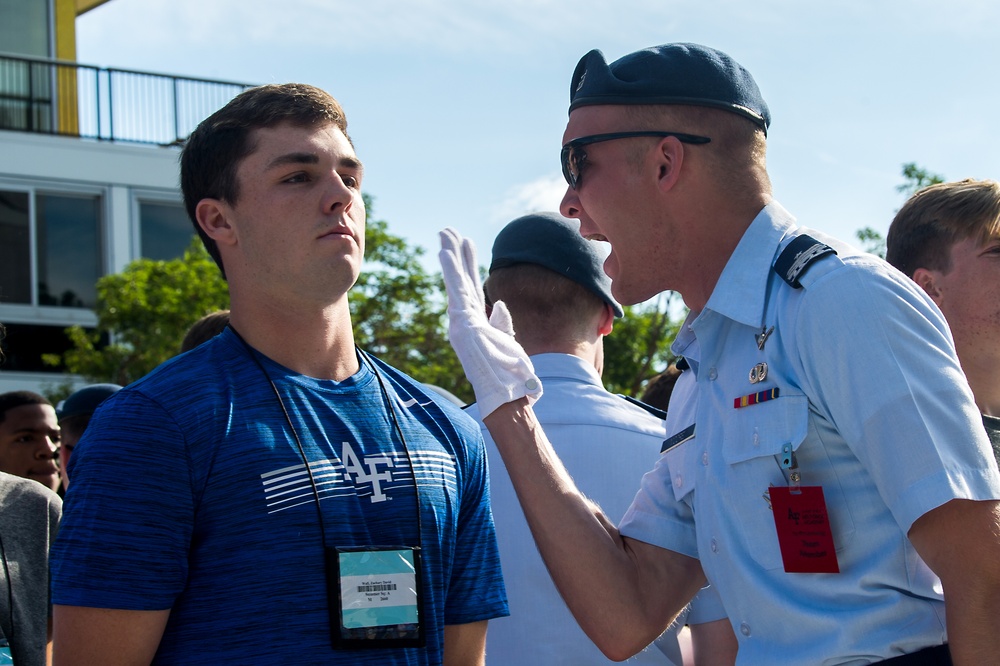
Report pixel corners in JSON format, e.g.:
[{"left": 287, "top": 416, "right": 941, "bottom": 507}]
[
  {"left": 855, "top": 226, "right": 887, "bottom": 259},
  {"left": 603, "top": 291, "right": 684, "bottom": 396},
  {"left": 351, "top": 195, "right": 470, "bottom": 401},
  {"left": 855, "top": 162, "right": 947, "bottom": 259},
  {"left": 896, "top": 162, "right": 945, "bottom": 198},
  {"left": 43, "top": 239, "right": 229, "bottom": 386}
]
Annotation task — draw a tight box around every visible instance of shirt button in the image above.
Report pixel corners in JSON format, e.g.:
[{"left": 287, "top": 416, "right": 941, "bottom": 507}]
[
  {"left": 752, "top": 429, "right": 760, "bottom": 447},
  {"left": 740, "top": 622, "right": 751, "bottom": 637},
  {"left": 708, "top": 367, "right": 718, "bottom": 380},
  {"left": 674, "top": 474, "right": 683, "bottom": 488},
  {"left": 710, "top": 538, "right": 718, "bottom": 553},
  {"left": 701, "top": 452, "right": 709, "bottom": 466}
]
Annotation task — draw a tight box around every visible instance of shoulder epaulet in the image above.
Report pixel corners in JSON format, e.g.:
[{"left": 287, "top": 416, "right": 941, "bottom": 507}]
[
  {"left": 772, "top": 234, "right": 837, "bottom": 289},
  {"left": 618, "top": 394, "right": 667, "bottom": 421}
]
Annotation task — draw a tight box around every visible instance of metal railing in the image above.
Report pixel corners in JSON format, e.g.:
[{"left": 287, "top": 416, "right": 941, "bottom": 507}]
[{"left": 0, "top": 52, "right": 254, "bottom": 146}]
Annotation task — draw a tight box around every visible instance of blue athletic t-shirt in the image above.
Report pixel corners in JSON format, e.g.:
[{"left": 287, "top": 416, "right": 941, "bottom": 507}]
[{"left": 51, "top": 329, "right": 507, "bottom": 664}]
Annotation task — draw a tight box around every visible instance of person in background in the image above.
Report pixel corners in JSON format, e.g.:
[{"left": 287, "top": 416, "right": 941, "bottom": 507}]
[
  {"left": 639, "top": 364, "right": 683, "bottom": 413},
  {"left": 0, "top": 392, "right": 60, "bottom": 494},
  {"left": 179, "top": 310, "right": 231, "bottom": 354},
  {"left": 467, "top": 212, "right": 735, "bottom": 665},
  {"left": 886, "top": 178, "right": 1000, "bottom": 463},
  {"left": 0, "top": 332, "right": 62, "bottom": 666},
  {"left": 55, "top": 384, "right": 122, "bottom": 490}
]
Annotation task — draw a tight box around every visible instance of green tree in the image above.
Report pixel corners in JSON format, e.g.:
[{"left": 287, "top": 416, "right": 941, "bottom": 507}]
[
  {"left": 855, "top": 162, "right": 947, "bottom": 258},
  {"left": 603, "top": 291, "right": 684, "bottom": 397},
  {"left": 352, "top": 195, "right": 470, "bottom": 400},
  {"left": 44, "top": 239, "right": 230, "bottom": 385},
  {"left": 896, "top": 162, "right": 945, "bottom": 198}
]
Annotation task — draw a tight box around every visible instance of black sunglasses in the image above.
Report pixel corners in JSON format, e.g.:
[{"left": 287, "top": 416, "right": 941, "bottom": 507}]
[{"left": 560, "top": 131, "right": 712, "bottom": 190}]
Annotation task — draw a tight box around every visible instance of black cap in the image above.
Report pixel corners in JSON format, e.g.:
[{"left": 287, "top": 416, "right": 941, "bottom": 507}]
[
  {"left": 569, "top": 43, "right": 770, "bottom": 134},
  {"left": 57, "top": 383, "right": 122, "bottom": 422},
  {"left": 489, "top": 212, "right": 624, "bottom": 317}
]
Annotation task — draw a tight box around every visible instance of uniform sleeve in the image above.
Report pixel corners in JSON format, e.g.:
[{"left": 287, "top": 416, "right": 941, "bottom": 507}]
[
  {"left": 50, "top": 390, "right": 196, "bottom": 610},
  {"left": 685, "top": 583, "right": 727, "bottom": 625},
  {"left": 795, "top": 258, "right": 1000, "bottom": 533},
  {"left": 619, "top": 372, "right": 700, "bottom": 558},
  {"left": 443, "top": 427, "right": 509, "bottom": 625}
]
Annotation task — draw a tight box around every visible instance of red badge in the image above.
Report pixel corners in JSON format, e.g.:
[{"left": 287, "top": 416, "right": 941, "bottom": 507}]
[{"left": 768, "top": 486, "right": 840, "bottom": 573}]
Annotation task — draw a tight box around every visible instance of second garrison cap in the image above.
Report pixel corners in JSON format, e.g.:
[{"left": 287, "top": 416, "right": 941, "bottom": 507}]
[
  {"left": 568, "top": 43, "right": 770, "bottom": 134},
  {"left": 489, "top": 212, "right": 624, "bottom": 318}
]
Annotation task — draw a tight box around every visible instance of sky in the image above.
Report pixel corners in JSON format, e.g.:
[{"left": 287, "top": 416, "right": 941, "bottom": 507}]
[{"left": 76, "top": 0, "right": 1000, "bottom": 281}]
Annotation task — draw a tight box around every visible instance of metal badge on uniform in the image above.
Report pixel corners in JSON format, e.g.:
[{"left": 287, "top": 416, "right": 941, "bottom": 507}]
[
  {"left": 326, "top": 546, "right": 426, "bottom": 649},
  {"left": 749, "top": 362, "right": 768, "bottom": 384},
  {"left": 768, "top": 486, "right": 840, "bottom": 573},
  {"left": 755, "top": 325, "right": 774, "bottom": 350}
]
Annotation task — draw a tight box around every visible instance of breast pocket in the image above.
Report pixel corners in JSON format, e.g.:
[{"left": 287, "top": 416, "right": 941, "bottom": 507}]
[{"left": 720, "top": 394, "right": 855, "bottom": 571}]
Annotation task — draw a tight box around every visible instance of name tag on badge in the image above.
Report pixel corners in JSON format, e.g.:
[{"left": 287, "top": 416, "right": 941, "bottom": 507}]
[
  {"left": 327, "top": 546, "right": 425, "bottom": 649},
  {"left": 768, "top": 486, "right": 840, "bottom": 573}
]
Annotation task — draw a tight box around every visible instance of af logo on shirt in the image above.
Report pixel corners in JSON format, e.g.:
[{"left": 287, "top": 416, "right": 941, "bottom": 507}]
[
  {"left": 340, "top": 441, "right": 394, "bottom": 503},
  {"left": 261, "top": 442, "right": 416, "bottom": 513}
]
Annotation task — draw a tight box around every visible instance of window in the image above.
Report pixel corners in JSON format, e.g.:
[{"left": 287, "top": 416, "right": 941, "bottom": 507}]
[
  {"left": 0, "top": 322, "right": 88, "bottom": 373},
  {"left": 139, "top": 200, "right": 196, "bottom": 260},
  {"left": 0, "top": 187, "right": 103, "bottom": 309},
  {"left": 0, "top": 0, "right": 55, "bottom": 132}
]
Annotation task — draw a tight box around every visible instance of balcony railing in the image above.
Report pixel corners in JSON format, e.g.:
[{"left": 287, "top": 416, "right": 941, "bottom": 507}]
[{"left": 0, "top": 52, "right": 254, "bottom": 146}]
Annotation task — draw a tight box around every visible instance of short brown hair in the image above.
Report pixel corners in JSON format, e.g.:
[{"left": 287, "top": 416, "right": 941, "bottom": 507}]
[
  {"left": 180, "top": 84, "right": 349, "bottom": 276},
  {"left": 485, "top": 264, "right": 605, "bottom": 348},
  {"left": 887, "top": 179, "right": 1000, "bottom": 277}
]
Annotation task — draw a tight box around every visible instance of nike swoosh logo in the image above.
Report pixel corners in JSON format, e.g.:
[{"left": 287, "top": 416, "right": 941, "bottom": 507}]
[{"left": 400, "top": 398, "right": 434, "bottom": 408}]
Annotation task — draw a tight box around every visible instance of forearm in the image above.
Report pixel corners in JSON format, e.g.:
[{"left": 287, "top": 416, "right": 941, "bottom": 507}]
[
  {"left": 940, "top": 566, "right": 1000, "bottom": 665},
  {"left": 908, "top": 499, "right": 1000, "bottom": 665},
  {"left": 484, "top": 399, "right": 703, "bottom": 659}
]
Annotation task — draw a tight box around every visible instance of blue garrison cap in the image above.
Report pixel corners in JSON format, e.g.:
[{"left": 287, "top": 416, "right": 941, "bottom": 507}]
[
  {"left": 489, "top": 212, "right": 624, "bottom": 317},
  {"left": 569, "top": 43, "right": 770, "bottom": 134},
  {"left": 57, "top": 383, "right": 122, "bottom": 421}
]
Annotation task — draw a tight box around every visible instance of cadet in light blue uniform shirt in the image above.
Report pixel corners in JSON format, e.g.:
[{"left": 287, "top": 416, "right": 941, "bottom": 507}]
[
  {"left": 469, "top": 212, "right": 731, "bottom": 665},
  {"left": 438, "top": 42, "right": 1000, "bottom": 666},
  {"left": 620, "top": 201, "right": 1000, "bottom": 663}
]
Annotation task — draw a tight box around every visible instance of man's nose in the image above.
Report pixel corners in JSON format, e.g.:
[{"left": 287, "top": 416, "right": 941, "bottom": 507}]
[
  {"left": 37, "top": 437, "right": 57, "bottom": 459},
  {"left": 559, "top": 186, "right": 581, "bottom": 219}
]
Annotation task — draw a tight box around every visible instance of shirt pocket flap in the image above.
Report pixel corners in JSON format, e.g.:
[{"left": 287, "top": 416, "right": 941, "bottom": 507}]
[{"left": 721, "top": 393, "right": 809, "bottom": 465}]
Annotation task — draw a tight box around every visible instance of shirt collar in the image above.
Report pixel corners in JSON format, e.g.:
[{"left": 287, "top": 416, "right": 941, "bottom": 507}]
[{"left": 529, "top": 353, "right": 603, "bottom": 387}]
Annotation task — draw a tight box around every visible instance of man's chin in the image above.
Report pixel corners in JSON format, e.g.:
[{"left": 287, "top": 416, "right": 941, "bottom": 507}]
[{"left": 29, "top": 472, "right": 61, "bottom": 493}]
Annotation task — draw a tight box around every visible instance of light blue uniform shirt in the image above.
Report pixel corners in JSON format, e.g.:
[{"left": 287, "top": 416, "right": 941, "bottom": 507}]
[
  {"left": 620, "top": 201, "right": 1000, "bottom": 665},
  {"left": 468, "top": 353, "right": 726, "bottom": 665}
]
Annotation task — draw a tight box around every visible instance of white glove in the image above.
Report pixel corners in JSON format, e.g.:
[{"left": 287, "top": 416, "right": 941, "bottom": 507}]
[{"left": 438, "top": 227, "right": 542, "bottom": 417}]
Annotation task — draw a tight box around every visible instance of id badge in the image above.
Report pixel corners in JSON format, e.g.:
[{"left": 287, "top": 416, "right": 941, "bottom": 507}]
[
  {"left": 768, "top": 486, "right": 840, "bottom": 573},
  {"left": 326, "top": 546, "right": 425, "bottom": 649}
]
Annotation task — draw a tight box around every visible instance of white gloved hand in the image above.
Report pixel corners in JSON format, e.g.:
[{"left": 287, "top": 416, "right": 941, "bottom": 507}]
[{"left": 438, "top": 227, "right": 542, "bottom": 417}]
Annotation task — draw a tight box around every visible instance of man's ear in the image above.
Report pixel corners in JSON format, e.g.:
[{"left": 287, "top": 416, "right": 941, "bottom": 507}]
[
  {"left": 195, "top": 199, "right": 237, "bottom": 247},
  {"left": 653, "top": 136, "right": 686, "bottom": 192},
  {"left": 598, "top": 302, "right": 615, "bottom": 336},
  {"left": 912, "top": 267, "right": 944, "bottom": 307}
]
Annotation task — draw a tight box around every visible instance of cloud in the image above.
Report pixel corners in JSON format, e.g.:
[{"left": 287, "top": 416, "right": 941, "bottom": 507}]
[{"left": 488, "top": 173, "right": 567, "bottom": 227}]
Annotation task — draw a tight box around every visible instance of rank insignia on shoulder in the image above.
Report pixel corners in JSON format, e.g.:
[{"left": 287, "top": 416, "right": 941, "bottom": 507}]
[{"left": 773, "top": 234, "right": 837, "bottom": 288}]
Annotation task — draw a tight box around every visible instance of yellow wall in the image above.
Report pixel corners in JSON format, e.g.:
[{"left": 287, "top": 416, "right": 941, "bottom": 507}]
[{"left": 54, "top": 0, "right": 80, "bottom": 133}]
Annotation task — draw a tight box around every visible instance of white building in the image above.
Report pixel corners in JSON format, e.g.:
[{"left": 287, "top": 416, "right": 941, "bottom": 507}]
[{"left": 0, "top": 0, "right": 250, "bottom": 393}]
